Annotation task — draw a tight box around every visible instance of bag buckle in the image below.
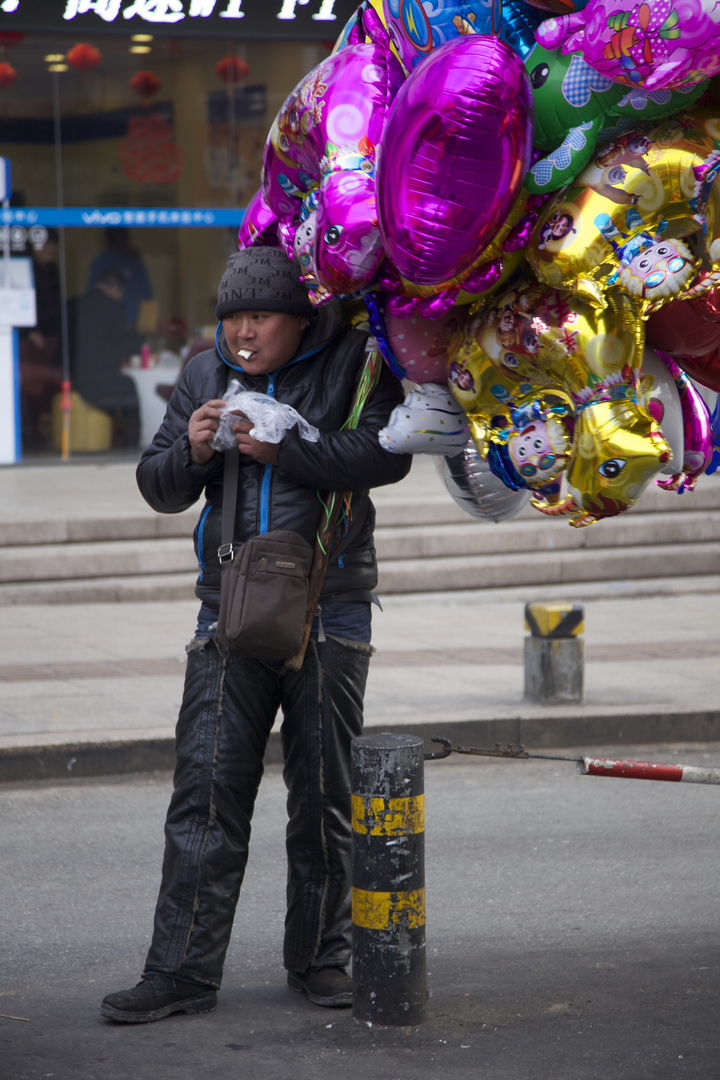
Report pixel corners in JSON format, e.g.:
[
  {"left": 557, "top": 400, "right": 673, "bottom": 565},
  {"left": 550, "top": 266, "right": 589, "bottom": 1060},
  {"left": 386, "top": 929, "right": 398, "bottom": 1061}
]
[{"left": 218, "top": 543, "right": 234, "bottom": 564}]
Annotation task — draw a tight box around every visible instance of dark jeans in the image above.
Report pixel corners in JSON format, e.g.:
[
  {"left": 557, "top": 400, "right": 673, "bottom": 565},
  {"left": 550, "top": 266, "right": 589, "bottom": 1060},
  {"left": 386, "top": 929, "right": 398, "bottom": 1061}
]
[{"left": 144, "top": 633, "right": 371, "bottom": 989}]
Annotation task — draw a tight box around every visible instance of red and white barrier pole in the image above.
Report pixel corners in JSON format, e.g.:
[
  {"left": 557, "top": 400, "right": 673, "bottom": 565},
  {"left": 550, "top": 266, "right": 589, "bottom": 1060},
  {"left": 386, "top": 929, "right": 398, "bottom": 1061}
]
[{"left": 578, "top": 758, "right": 720, "bottom": 785}]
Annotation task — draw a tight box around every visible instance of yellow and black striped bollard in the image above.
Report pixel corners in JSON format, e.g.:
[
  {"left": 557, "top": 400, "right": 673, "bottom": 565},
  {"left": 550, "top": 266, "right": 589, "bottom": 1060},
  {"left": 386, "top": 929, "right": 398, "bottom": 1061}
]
[
  {"left": 524, "top": 601, "right": 584, "bottom": 704},
  {"left": 351, "top": 732, "right": 426, "bottom": 1025}
]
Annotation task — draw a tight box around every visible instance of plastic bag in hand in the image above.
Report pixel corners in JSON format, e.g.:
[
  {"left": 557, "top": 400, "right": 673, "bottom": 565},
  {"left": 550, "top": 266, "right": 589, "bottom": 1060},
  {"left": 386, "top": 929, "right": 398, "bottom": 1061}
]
[{"left": 210, "top": 380, "right": 320, "bottom": 451}]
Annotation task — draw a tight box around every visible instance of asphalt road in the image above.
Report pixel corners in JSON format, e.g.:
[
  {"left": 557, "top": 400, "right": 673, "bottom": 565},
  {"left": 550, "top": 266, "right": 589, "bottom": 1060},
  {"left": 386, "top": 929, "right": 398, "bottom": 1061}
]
[{"left": 1, "top": 743, "right": 719, "bottom": 1080}]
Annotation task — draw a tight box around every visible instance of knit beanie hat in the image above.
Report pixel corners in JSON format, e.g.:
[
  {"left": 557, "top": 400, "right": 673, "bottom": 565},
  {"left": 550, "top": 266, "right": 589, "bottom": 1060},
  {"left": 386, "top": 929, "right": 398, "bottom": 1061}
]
[{"left": 216, "top": 247, "right": 314, "bottom": 319}]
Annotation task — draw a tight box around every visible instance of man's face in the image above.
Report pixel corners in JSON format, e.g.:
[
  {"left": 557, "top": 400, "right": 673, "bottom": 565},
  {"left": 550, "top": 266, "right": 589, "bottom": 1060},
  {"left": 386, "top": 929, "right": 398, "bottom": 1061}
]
[{"left": 222, "top": 310, "right": 308, "bottom": 375}]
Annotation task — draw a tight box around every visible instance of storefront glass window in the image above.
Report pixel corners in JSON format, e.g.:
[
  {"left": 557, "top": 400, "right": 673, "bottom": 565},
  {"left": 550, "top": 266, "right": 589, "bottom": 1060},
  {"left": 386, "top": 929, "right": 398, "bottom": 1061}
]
[{"left": 0, "top": 8, "right": 350, "bottom": 457}]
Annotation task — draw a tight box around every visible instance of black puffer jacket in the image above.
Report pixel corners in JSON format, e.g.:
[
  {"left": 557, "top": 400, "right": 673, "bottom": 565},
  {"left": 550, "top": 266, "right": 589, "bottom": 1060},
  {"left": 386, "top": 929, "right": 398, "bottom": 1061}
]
[{"left": 136, "top": 303, "right": 411, "bottom": 608}]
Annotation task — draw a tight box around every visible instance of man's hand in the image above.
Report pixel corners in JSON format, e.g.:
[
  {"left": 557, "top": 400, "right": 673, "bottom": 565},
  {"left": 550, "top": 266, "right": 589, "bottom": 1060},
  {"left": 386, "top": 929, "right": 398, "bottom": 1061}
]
[
  {"left": 231, "top": 414, "right": 279, "bottom": 465},
  {"left": 188, "top": 399, "right": 226, "bottom": 465}
]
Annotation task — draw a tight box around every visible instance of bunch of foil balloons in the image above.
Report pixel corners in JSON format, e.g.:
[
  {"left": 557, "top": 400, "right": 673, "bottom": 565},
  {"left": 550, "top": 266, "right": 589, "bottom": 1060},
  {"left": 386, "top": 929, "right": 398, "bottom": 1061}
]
[{"left": 239, "top": 0, "right": 720, "bottom": 527}]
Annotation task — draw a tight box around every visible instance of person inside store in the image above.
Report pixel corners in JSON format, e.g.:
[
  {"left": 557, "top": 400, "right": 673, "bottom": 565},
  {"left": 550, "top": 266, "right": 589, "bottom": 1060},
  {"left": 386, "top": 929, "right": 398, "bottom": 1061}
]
[
  {"left": 100, "top": 246, "right": 411, "bottom": 1024},
  {"left": 69, "top": 268, "right": 140, "bottom": 448},
  {"left": 18, "top": 228, "right": 63, "bottom": 450},
  {"left": 86, "top": 227, "right": 153, "bottom": 350}
]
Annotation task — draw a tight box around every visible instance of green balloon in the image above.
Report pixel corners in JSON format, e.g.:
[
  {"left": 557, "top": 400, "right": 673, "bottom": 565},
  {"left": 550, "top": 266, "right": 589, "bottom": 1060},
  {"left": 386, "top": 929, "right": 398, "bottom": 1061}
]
[{"left": 524, "top": 43, "right": 707, "bottom": 192}]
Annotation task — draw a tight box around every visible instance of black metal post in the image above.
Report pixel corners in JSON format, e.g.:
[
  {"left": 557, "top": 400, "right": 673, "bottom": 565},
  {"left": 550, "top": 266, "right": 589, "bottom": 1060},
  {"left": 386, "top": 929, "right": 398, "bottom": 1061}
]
[{"left": 351, "top": 732, "right": 426, "bottom": 1026}]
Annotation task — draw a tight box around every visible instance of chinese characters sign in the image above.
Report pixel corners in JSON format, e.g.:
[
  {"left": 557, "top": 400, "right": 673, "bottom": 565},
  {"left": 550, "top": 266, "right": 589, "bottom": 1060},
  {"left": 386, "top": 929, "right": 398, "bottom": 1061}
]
[{"left": 0, "top": 0, "right": 356, "bottom": 37}]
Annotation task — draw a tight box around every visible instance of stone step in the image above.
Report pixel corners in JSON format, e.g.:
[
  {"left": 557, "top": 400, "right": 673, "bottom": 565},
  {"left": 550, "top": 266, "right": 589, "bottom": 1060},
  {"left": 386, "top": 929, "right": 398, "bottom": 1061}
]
[
  {"left": 376, "top": 539, "right": 720, "bottom": 594},
  {"left": 0, "top": 536, "right": 717, "bottom": 604},
  {"left": 1, "top": 456, "right": 718, "bottom": 602},
  {"left": 1, "top": 505, "right": 719, "bottom": 587},
  {"left": 376, "top": 508, "right": 720, "bottom": 560},
  {"left": 1, "top": 471, "right": 719, "bottom": 547},
  {"left": 0, "top": 537, "right": 196, "bottom": 585}
]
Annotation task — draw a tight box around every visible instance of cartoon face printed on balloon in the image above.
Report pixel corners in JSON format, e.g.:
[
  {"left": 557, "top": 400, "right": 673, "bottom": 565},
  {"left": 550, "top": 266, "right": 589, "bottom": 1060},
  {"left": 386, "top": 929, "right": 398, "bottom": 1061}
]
[
  {"left": 293, "top": 212, "right": 319, "bottom": 280},
  {"left": 618, "top": 238, "right": 695, "bottom": 301},
  {"left": 564, "top": 400, "right": 671, "bottom": 526},
  {"left": 535, "top": 0, "right": 720, "bottom": 91},
  {"left": 508, "top": 418, "right": 569, "bottom": 484},
  {"left": 448, "top": 359, "right": 477, "bottom": 394},
  {"left": 445, "top": 274, "right": 674, "bottom": 525},
  {"left": 485, "top": 402, "right": 574, "bottom": 504},
  {"left": 496, "top": 307, "right": 542, "bottom": 357},
  {"left": 527, "top": 116, "right": 720, "bottom": 308}
]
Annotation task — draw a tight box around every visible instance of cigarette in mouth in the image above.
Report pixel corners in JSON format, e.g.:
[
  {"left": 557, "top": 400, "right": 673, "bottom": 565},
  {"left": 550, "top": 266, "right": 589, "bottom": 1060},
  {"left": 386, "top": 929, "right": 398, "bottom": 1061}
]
[{"left": 237, "top": 348, "right": 254, "bottom": 361}]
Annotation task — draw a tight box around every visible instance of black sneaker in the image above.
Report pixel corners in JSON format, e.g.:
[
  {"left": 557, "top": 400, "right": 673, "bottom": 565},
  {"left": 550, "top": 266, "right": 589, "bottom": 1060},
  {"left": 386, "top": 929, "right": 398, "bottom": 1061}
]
[
  {"left": 287, "top": 967, "right": 352, "bottom": 1007},
  {"left": 100, "top": 974, "right": 217, "bottom": 1024}
]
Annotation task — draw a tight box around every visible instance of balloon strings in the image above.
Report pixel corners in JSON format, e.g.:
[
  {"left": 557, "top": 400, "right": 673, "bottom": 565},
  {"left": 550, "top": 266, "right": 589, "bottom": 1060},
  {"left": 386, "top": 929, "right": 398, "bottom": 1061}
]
[{"left": 315, "top": 347, "right": 383, "bottom": 554}]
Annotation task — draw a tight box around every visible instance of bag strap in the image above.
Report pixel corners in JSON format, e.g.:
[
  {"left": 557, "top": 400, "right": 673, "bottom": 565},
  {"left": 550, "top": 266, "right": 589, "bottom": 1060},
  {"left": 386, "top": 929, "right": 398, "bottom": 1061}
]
[
  {"left": 218, "top": 448, "right": 239, "bottom": 564},
  {"left": 285, "top": 343, "right": 383, "bottom": 671}
]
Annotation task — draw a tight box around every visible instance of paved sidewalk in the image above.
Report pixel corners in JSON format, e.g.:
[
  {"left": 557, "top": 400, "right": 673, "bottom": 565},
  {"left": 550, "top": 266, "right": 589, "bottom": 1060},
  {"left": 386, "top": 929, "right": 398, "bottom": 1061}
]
[
  {"left": 1, "top": 575, "right": 719, "bottom": 780},
  {"left": 1, "top": 456, "right": 719, "bottom": 780}
]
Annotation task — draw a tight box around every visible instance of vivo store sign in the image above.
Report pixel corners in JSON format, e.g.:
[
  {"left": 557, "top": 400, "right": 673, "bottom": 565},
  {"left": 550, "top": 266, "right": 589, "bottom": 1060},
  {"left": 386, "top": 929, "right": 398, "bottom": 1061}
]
[{"left": 0, "top": 1, "right": 356, "bottom": 36}]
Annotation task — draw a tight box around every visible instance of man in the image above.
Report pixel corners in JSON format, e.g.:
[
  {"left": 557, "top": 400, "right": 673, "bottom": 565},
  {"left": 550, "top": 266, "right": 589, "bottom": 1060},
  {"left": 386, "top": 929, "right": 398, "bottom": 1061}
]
[
  {"left": 70, "top": 268, "right": 140, "bottom": 448},
  {"left": 86, "top": 226, "right": 154, "bottom": 343},
  {"left": 100, "top": 247, "right": 411, "bottom": 1024}
]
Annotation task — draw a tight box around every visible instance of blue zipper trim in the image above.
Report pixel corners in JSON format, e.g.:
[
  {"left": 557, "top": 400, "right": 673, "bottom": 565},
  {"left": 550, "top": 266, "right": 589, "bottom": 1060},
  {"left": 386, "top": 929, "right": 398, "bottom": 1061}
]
[
  {"left": 196, "top": 504, "right": 212, "bottom": 578},
  {"left": 214, "top": 303, "right": 344, "bottom": 536},
  {"left": 259, "top": 371, "right": 277, "bottom": 535}
]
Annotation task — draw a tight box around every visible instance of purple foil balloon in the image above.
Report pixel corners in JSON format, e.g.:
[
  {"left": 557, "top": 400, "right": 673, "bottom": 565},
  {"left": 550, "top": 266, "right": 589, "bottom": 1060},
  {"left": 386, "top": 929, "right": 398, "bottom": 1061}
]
[
  {"left": 314, "top": 171, "right": 386, "bottom": 296},
  {"left": 655, "top": 352, "right": 714, "bottom": 491},
  {"left": 257, "top": 28, "right": 405, "bottom": 296},
  {"left": 238, "top": 188, "right": 281, "bottom": 250},
  {"left": 376, "top": 35, "right": 534, "bottom": 288}
]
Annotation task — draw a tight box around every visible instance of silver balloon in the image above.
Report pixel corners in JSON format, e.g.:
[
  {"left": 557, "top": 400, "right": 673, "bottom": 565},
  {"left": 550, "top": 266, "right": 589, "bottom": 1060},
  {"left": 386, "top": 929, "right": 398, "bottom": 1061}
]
[
  {"left": 435, "top": 443, "right": 530, "bottom": 523},
  {"left": 642, "top": 346, "right": 683, "bottom": 477}
]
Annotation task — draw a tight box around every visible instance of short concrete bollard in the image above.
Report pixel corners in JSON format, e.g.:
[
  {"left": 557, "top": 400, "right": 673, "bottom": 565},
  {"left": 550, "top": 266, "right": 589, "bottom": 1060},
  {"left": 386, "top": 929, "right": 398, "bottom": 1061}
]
[
  {"left": 524, "top": 601, "right": 584, "bottom": 705},
  {"left": 351, "top": 732, "right": 426, "bottom": 1026}
]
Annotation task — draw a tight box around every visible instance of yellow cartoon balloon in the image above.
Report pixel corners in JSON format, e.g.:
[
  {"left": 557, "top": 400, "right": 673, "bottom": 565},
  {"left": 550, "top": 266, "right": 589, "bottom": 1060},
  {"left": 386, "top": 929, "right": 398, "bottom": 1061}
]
[
  {"left": 527, "top": 113, "right": 720, "bottom": 313},
  {"left": 447, "top": 276, "right": 672, "bottom": 526},
  {"left": 565, "top": 398, "right": 672, "bottom": 528}
]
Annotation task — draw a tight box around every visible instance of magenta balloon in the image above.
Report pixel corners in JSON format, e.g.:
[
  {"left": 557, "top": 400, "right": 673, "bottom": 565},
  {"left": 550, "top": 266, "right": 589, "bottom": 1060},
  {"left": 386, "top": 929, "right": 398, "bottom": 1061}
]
[
  {"left": 376, "top": 35, "right": 534, "bottom": 287},
  {"left": 314, "top": 171, "right": 385, "bottom": 295},
  {"left": 654, "top": 353, "right": 714, "bottom": 488},
  {"left": 238, "top": 188, "right": 281, "bottom": 250},
  {"left": 536, "top": 0, "right": 720, "bottom": 90},
  {"left": 260, "top": 38, "right": 405, "bottom": 224}
]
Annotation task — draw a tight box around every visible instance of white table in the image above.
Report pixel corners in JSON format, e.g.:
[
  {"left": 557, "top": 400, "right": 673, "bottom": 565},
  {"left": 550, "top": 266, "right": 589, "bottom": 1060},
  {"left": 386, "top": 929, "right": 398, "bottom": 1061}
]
[{"left": 125, "top": 363, "right": 180, "bottom": 448}]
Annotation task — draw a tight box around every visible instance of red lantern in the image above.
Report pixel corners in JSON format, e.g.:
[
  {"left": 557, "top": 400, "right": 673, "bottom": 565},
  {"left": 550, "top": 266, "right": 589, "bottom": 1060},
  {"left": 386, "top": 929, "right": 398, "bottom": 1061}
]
[
  {"left": 215, "top": 56, "right": 250, "bottom": 83},
  {"left": 129, "top": 70, "right": 162, "bottom": 99},
  {"left": 0, "top": 62, "right": 17, "bottom": 89},
  {"left": 67, "top": 43, "right": 102, "bottom": 72}
]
